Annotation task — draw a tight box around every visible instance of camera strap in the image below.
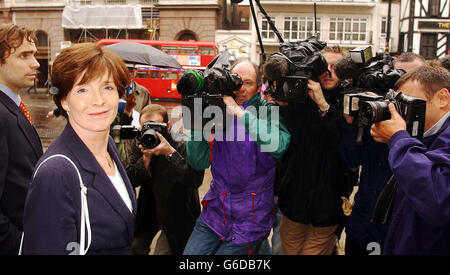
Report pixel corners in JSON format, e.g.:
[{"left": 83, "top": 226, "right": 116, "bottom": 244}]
[
  {"left": 371, "top": 175, "right": 398, "bottom": 225},
  {"left": 18, "top": 154, "right": 91, "bottom": 255}
]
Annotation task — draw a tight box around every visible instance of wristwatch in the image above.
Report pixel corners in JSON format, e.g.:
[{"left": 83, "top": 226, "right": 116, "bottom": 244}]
[
  {"left": 318, "top": 104, "right": 330, "bottom": 116},
  {"left": 166, "top": 152, "right": 174, "bottom": 161}
]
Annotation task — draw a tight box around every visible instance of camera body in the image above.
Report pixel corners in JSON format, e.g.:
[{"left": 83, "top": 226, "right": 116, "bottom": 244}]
[
  {"left": 343, "top": 91, "right": 383, "bottom": 117},
  {"left": 359, "top": 90, "right": 426, "bottom": 139},
  {"left": 264, "top": 37, "right": 330, "bottom": 103},
  {"left": 112, "top": 121, "right": 169, "bottom": 149},
  {"left": 343, "top": 90, "right": 426, "bottom": 140}
]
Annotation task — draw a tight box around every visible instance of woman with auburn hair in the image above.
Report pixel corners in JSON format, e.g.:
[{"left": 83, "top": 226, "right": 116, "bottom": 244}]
[{"left": 22, "top": 43, "right": 136, "bottom": 255}]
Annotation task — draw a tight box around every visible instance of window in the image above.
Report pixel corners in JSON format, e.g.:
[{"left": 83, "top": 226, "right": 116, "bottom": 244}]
[
  {"left": 36, "top": 31, "right": 48, "bottom": 47},
  {"left": 136, "top": 71, "right": 149, "bottom": 79},
  {"left": 199, "top": 46, "right": 215, "bottom": 55},
  {"left": 329, "top": 17, "right": 368, "bottom": 43},
  {"left": 283, "top": 16, "right": 320, "bottom": 40},
  {"left": 161, "top": 72, "right": 177, "bottom": 80},
  {"left": 429, "top": 0, "right": 440, "bottom": 17},
  {"left": 139, "top": 0, "right": 158, "bottom": 4},
  {"left": 104, "top": 0, "right": 126, "bottom": 4},
  {"left": 420, "top": 33, "right": 437, "bottom": 59},
  {"left": 162, "top": 46, "right": 178, "bottom": 54},
  {"left": 150, "top": 71, "right": 159, "bottom": 79},
  {"left": 381, "top": 16, "right": 392, "bottom": 35},
  {"left": 261, "top": 17, "right": 276, "bottom": 40},
  {"left": 180, "top": 47, "right": 197, "bottom": 54}
]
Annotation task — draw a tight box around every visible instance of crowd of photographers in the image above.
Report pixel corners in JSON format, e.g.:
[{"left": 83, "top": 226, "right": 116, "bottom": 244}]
[{"left": 1, "top": 23, "right": 449, "bottom": 255}]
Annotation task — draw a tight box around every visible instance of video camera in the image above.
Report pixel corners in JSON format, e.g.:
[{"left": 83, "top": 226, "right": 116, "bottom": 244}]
[
  {"left": 177, "top": 51, "right": 242, "bottom": 130},
  {"left": 263, "top": 38, "right": 330, "bottom": 102},
  {"left": 336, "top": 46, "right": 405, "bottom": 95},
  {"left": 111, "top": 121, "right": 169, "bottom": 149}
]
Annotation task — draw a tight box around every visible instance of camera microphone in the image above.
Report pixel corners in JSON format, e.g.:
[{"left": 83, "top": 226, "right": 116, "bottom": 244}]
[
  {"left": 262, "top": 54, "right": 290, "bottom": 82},
  {"left": 334, "top": 53, "right": 365, "bottom": 80}
]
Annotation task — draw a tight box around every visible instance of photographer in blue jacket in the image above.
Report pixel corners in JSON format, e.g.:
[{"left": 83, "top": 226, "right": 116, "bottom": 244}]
[{"left": 370, "top": 65, "right": 450, "bottom": 254}]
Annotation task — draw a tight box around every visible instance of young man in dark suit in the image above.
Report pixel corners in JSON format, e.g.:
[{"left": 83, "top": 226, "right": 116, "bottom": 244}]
[{"left": 0, "top": 23, "right": 42, "bottom": 254}]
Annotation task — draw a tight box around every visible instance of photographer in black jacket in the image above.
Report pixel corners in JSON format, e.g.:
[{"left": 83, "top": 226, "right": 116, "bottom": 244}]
[
  {"left": 276, "top": 46, "right": 350, "bottom": 255},
  {"left": 127, "top": 104, "right": 204, "bottom": 255}
]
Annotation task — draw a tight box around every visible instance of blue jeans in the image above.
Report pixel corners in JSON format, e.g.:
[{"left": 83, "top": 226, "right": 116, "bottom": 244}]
[{"left": 183, "top": 218, "right": 265, "bottom": 255}]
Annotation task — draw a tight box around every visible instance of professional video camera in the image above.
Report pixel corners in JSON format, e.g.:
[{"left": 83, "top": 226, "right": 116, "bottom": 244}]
[
  {"left": 111, "top": 121, "right": 169, "bottom": 149},
  {"left": 335, "top": 46, "right": 405, "bottom": 95},
  {"left": 263, "top": 37, "right": 330, "bottom": 102},
  {"left": 177, "top": 51, "right": 243, "bottom": 130}
]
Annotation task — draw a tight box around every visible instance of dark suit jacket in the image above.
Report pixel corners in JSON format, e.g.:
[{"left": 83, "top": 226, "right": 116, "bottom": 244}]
[
  {"left": 0, "top": 91, "right": 43, "bottom": 255},
  {"left": 23, "top": 123, "right": 137, "bottom": 255}
]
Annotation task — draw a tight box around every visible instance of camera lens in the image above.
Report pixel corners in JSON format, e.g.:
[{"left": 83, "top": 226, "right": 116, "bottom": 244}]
[
  {"left": 141, "top": 128, "right": 160, "bottom": 149},
  {"left": 359, "top": 101, "right": 391, "bottom": 125}
]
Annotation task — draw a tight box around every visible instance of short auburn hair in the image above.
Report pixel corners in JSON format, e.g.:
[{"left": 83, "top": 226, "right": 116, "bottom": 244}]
[
  {"left": 0, "top": 24, "right": 37, "bottom": 64},
  {"left": 51, "top": 43, "right": 129, "bottom": 118}
]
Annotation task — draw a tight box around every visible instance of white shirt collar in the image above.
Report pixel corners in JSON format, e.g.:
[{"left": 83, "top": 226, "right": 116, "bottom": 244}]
[{"left": 423, "top": 111, "right": 450, "bottom": 138}]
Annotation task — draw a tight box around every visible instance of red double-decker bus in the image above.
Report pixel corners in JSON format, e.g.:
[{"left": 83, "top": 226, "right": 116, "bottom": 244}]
[{"left": 97, "top": 39, "right": 217, "bottom": 100}]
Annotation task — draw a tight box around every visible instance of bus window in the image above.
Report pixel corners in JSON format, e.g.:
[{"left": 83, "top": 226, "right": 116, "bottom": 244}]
[
  {"left": 161, "top": 72, "right": 177, "bottom": 80},
  {"left": 150, "top": 71, "right": 160, "bottom": 79},
  {"left": 136, "top": 71, "right": 149, "bottom": 79},
  {"left": 180, "top": 47, "right": 197, "bottom": 54},
  {"left": 199, "top": 46, "right": 215, "bottom": 55},
  {"left": 162, "top": 46, "right": 178, "bottom": 54}
]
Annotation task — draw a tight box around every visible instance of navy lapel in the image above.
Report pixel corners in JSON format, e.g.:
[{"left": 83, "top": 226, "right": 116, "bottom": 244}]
[
  {"left": 0, "top": 92, "right": 42, "bottom": 158},
  {"left": 62, "top": 124, "right": 135, "bottom": 235}
]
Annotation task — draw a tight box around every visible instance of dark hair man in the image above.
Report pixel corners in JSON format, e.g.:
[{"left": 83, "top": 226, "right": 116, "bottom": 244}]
[
  {"left": 370, "top": 65, "right": 450, "bottom": 254},
  {"left": 0, "top": 24, "right": 42, "bottom": 254}
]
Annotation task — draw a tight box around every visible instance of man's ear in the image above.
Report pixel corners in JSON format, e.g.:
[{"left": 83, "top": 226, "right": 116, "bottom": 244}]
[{"left": 436, "top": 88, "right": 450, "bottom": 110}]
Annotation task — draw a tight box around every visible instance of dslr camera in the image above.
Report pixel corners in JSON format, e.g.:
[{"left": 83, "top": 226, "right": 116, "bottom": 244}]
[
  {"left": 177, "top": 51, "right": 243, "bottom": 130},
  {"left": 344, "top": 89, "right": 426, "bottom": 141},
  {"left": 263, "top": 37, "right": 330, "bottom": 102},
  {"left": 112, "top": 121, "right": 169, "bottom": 149}
]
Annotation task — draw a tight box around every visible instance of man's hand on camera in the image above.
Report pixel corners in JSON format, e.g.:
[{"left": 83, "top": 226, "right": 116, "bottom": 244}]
[
  {"left": 144, "top": 132, "right": 176, "bottom": 156},
  {"left": 223, "top": 95, "right": 246, "bottom": 117},
  {"left": 138, "top": 144, "right": 153, "bottom": 170},
  {"left": 370, "top": 103, "right": 406, "bottom": 143},
  {"left": 307, "top": 79, "right": 329, "bottom": 111}
]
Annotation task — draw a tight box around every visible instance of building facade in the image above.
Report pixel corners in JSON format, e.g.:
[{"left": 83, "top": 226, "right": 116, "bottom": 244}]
[
  {"left": 399, "top": 0, "right": 450, "bottom": 59},
  {"left": 245, "top": 0, "right": 401, "bottom": 64},
  {"left": 1, "top": 0, "right": 217, "bottom": 87}
]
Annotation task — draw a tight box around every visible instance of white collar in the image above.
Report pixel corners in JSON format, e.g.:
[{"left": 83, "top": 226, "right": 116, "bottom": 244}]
[{"left": 423, "top": 111, "right": 450, "bottom": 138}]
